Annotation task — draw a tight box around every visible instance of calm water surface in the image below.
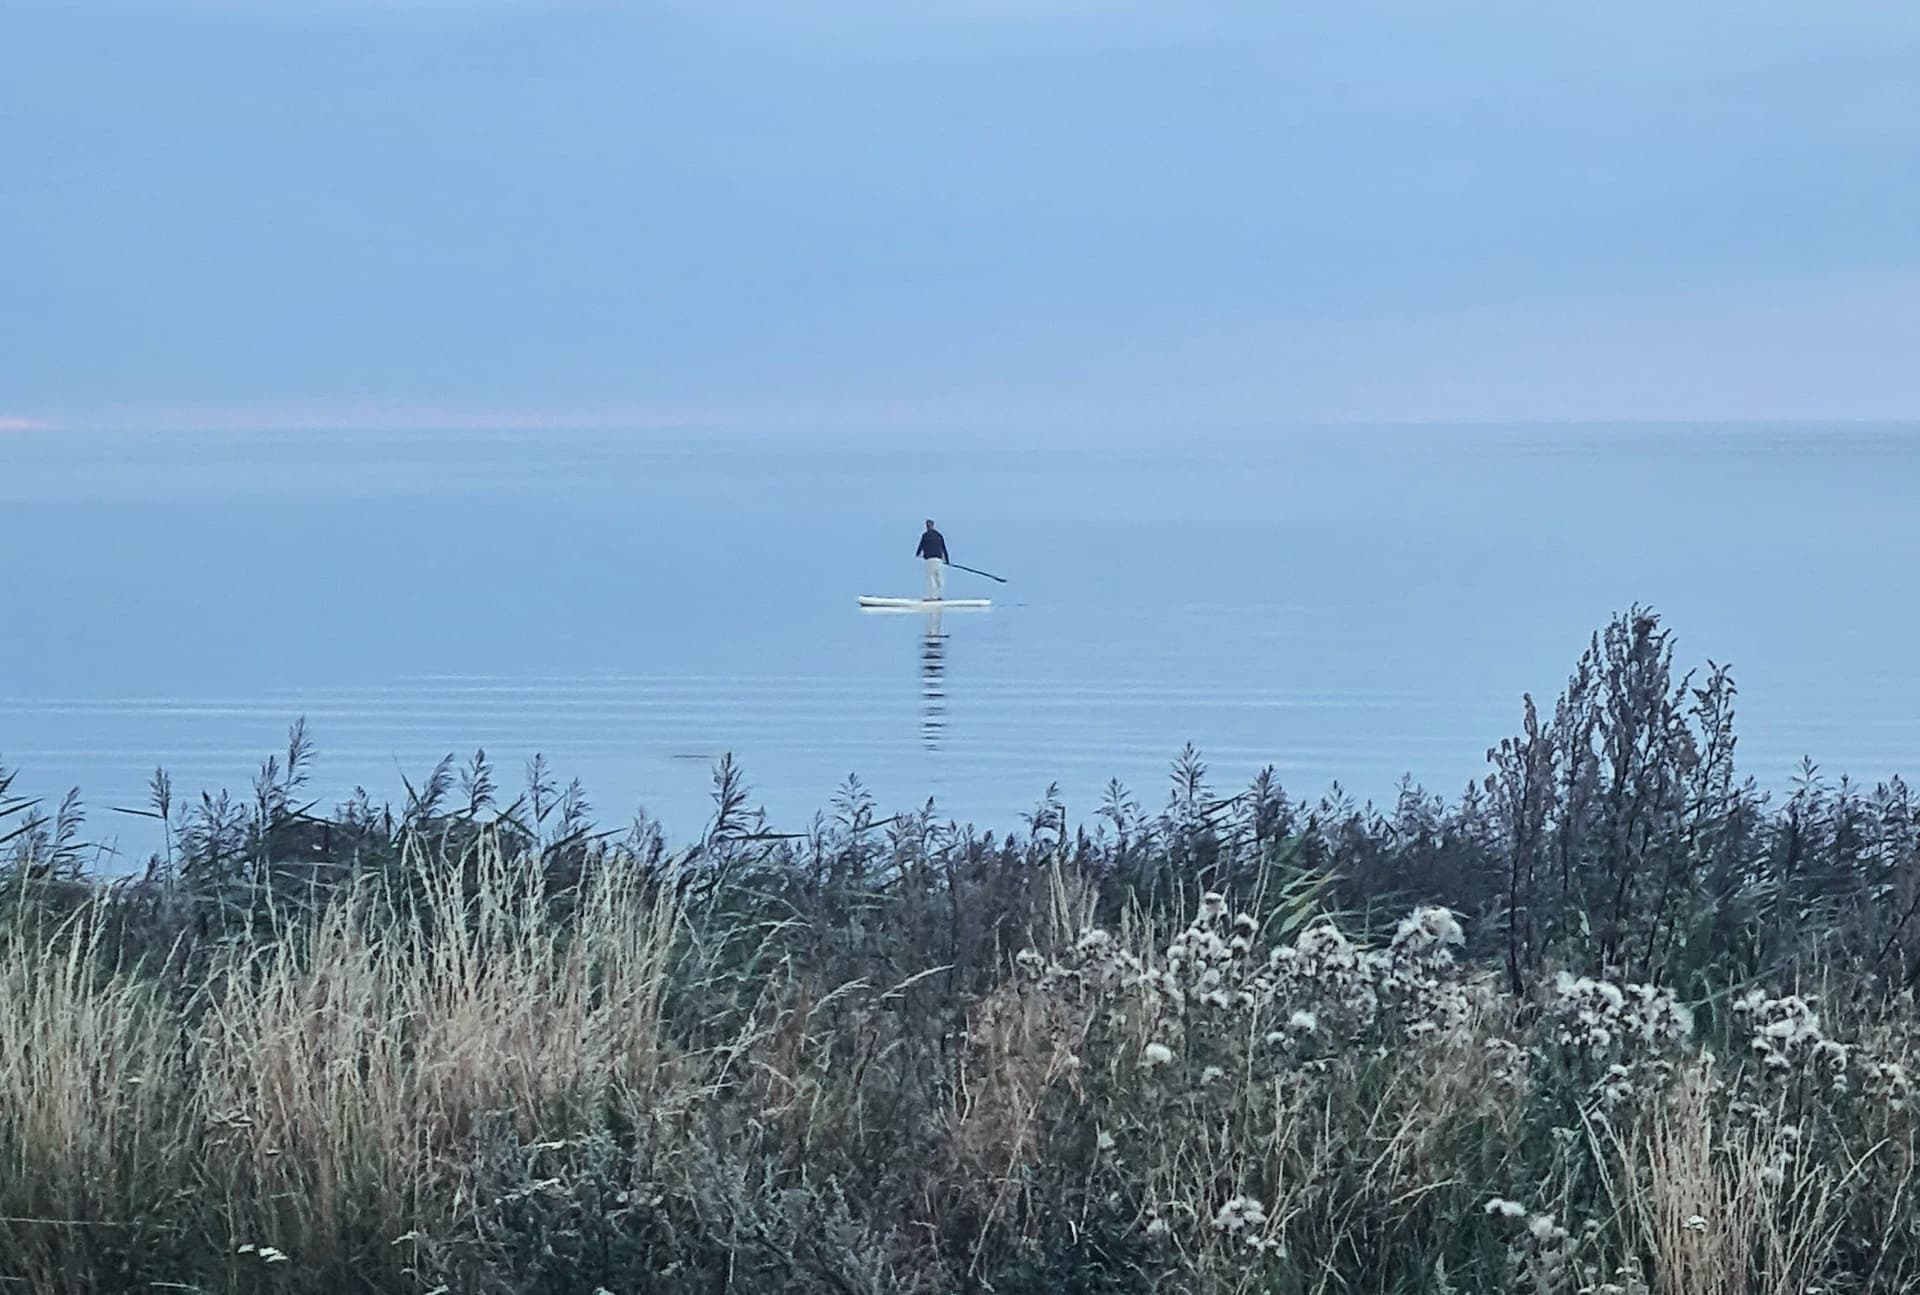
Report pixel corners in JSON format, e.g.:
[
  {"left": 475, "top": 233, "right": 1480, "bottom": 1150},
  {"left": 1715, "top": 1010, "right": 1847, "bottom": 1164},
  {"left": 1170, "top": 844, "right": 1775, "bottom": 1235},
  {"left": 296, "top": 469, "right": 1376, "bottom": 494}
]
[{"left": 3, "top": 424, "right": 1915, "bottom": 865}]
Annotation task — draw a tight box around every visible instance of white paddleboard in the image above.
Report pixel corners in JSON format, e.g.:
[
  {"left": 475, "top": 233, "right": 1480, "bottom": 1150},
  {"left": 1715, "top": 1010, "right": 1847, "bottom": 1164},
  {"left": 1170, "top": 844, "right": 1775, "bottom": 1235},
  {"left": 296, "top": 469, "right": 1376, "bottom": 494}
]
[{"left": 857, "top": 596, "right": 991, "bottom": 609}]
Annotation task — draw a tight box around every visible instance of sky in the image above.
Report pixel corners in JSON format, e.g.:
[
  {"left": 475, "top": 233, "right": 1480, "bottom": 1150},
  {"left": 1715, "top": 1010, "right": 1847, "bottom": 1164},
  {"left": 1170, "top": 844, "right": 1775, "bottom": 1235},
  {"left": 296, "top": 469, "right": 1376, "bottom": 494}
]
[{"left": 4, "top": 0, "right": 1920, "bottom": 430}]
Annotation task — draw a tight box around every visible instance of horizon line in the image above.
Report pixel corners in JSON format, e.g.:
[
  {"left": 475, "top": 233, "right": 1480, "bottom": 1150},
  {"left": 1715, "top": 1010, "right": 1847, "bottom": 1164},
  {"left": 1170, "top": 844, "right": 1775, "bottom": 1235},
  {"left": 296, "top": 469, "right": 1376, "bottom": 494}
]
[{"left": 9, "top": 408, "right": 1920, "bottom": 436}]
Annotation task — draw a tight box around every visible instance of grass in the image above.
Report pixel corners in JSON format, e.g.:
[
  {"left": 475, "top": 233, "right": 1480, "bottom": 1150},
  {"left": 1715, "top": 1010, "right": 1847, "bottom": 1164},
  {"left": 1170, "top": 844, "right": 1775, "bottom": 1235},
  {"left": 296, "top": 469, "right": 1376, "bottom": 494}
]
[{"left": 2, "top": 606, "right": 1918, "bottom": 1293}]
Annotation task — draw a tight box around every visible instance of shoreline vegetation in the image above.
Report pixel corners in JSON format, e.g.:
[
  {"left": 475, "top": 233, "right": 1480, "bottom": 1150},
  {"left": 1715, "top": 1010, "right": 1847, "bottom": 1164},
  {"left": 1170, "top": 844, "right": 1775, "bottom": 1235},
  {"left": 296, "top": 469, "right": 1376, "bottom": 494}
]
[{"left": 4, "top": 607, "right": 1918, "bottom": 1294}]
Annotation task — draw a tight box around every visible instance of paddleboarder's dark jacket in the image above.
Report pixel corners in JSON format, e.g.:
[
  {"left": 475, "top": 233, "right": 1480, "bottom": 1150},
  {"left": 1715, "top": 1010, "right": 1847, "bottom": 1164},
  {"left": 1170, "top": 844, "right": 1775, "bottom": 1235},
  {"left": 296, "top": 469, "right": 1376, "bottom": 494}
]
[{"left": 916, "top": 529, "right": 949, "bottom": 561}]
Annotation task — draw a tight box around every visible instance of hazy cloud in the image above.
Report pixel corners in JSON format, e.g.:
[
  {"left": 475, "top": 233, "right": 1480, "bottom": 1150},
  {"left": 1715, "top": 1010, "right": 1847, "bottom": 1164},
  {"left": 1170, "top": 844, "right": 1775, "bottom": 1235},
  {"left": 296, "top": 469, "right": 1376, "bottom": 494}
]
[{"left": 4, "top": 0, "right": 1918, "bottom": 423}]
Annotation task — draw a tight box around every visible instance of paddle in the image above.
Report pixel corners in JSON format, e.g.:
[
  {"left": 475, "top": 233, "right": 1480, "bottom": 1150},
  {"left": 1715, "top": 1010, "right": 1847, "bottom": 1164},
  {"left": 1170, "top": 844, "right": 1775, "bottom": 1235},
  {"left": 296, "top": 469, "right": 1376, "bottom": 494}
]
[{"left": 948, "top": 562, "right": 1007, "bottom": 584}]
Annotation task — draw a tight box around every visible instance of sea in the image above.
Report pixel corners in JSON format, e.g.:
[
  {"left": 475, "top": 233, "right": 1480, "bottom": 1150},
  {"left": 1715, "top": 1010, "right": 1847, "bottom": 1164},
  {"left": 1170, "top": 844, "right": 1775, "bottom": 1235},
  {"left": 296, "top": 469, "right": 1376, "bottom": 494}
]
[{"left": 3, "top": 422, "right": 1915, "bottom": 867}]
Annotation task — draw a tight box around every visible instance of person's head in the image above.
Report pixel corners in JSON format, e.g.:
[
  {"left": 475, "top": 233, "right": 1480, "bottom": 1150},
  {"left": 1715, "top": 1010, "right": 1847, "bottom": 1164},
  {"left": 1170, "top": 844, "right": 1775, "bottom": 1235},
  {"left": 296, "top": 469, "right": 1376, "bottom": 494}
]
[{"left": 925, "top": 519, "right": 936, "bottom": 530}]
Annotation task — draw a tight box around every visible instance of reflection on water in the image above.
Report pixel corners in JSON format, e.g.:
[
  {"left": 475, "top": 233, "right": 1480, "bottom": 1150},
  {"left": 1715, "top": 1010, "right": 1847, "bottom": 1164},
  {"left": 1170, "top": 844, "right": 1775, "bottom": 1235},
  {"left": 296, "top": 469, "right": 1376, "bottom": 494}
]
[{"left": 920, "top": 607, "right": 946, "bottom": 749}]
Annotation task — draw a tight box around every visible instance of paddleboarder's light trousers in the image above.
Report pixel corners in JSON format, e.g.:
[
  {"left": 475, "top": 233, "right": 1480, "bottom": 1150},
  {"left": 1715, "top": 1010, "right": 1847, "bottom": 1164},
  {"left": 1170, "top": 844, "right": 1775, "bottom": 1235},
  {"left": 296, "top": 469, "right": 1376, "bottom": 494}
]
[{"left": 924, "top": 558, "right": 945, "bottom": 599}]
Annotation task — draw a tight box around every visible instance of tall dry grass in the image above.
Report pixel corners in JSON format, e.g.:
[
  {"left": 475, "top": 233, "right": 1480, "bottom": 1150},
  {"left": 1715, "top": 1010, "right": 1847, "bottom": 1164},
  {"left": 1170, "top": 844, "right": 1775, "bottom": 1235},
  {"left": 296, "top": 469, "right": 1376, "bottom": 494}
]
[
  {"left": 0, "top": 896, "right": 195, "bottom": 1290},
  {"left": 198, "top": 841, "right": 682, "bottom": 1284},
  {"left": 1600, "top": 1060, "right": 1856, "bottom": 1295},
  {"left": 1, "top": 836, "right": 695, "bottom": 1293}
]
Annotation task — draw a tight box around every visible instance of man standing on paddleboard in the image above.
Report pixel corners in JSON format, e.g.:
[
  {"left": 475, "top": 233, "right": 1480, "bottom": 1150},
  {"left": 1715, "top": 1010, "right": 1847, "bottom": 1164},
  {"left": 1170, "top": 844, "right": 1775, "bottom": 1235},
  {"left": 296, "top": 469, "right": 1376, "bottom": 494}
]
[{"left": 916, "top": 519, "right": 949, "bottom": 600}]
